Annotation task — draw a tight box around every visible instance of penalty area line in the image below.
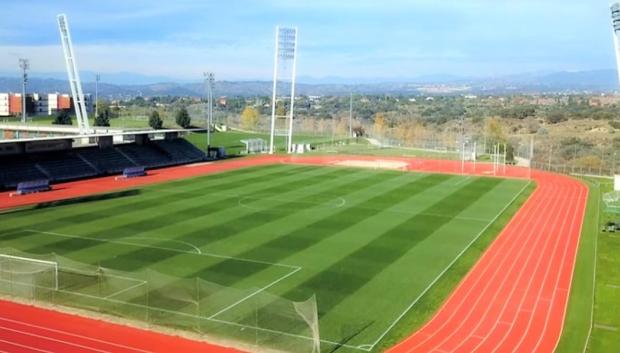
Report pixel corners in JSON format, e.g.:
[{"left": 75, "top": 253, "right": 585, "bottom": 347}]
[{"left": 208, "top": 266, "right": 302, "bottom": 319}]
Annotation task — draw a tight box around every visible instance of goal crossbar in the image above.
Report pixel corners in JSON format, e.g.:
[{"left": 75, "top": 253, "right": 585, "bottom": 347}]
[{"left": 0, "top": 254, "right": 59, "bottom": 290}]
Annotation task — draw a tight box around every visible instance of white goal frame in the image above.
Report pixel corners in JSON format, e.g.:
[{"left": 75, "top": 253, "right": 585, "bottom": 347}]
[{"left": 0, "top": 254, "right": 59, "bottom": 290}]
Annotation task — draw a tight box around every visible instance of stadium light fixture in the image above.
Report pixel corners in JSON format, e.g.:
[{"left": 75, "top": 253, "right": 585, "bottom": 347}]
[
  {"left": 611, "top": 3, "right": 620, "bottom": 89},
  {"left": 18, "top": 58, "right": 29, "bottom": 123}
]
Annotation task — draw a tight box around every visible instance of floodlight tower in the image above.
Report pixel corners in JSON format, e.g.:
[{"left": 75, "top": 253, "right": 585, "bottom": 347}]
[
  {"left": 57, "top": 14, "right": 90, "bottom": 134},
  {"left": 611, "top": 3, "right": 620, "bottom": 89},
  {"left": 95, "top": 74, "right": 100, "bottom": 118},
  {"left": 269, "top": 26, "right": 298, "bottom": 154},
  {"left": 18, "top": 58, "right": 29, "bottom": 123}
]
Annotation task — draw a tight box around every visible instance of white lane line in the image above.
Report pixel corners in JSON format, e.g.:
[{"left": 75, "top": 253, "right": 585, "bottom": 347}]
[
  {"left": 494, "top": 180, "right": 577, "bottom": 353},
  {"left": 529, "top": 181, "right": 588, "bottom": 353},
  {"left": 0, "top": 337, "right": 54, "bottom": 353},
  {"left": 0, "top": 325, "right": 113, "bottom": 353},
  {"left": 0, "top": 317, "right": 152, "bottom": 353},
  {"left": 443, "top": 180, "right": 562, "bottom": 353},
  {"left": 370, "top": 181, "right": 532, "bottom": 350},
  {"left": 391, "top": 182, "right": 542, "bottom": 353}
]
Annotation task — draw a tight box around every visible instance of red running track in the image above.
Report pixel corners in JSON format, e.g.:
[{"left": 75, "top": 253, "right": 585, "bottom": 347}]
[
  {"left": 0, "top": 300, "right": 242, "bottom": 353},
  {"left": 0, "top": 155, "right": 587, "bottom": 353},
  {"left": 383, "top": 162, "right": 588, "bottom": 353}
]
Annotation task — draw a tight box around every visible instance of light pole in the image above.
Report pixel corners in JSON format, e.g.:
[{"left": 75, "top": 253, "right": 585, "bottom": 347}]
[
  {"left": 18, "top": 58, "right": 29, "bottom": 123},
  {"left": 95, "top": 74, "right": 100, "bottom": 118},
  {"left": 204, "top": 72, "right": 214, "bottom": 151},
  {"left": 349, "top": 93, "right": 353, "bottom": 138}
]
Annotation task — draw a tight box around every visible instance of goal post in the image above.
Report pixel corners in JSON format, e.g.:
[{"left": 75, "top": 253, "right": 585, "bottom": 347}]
[{"left": 0, "top": 254, "right": 59, "bottom": 292}]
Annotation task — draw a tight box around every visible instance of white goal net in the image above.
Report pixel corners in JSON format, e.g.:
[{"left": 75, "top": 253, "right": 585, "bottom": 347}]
[{"left": 0, "top": 254, "right": 58, "bottom": 298}]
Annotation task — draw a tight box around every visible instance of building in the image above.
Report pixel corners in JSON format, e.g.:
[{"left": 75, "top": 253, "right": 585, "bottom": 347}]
[
  {"left": 0, "top": 93, "right": 92, "bottom": 117},
  {"left": 0, "top": 93, "right": 9, "bottom": 116}
]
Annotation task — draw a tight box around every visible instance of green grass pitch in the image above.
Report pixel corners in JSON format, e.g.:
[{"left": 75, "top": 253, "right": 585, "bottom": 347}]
[{"left": 0, "top": 164, "right": 529, "bottom": 351}]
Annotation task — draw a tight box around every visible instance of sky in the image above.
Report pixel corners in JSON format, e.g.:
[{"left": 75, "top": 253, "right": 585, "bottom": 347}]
[{"left": 0, "top": 0, "right": 617, "bottom": 83}]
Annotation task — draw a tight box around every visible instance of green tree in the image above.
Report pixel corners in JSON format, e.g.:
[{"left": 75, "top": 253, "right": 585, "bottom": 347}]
[
  {"left": 94, "top": 108, "right": 110, "bottom": 127},
  {"left": 175, "top": 107, "right": 191, "bottom": 128},
  {"left": 149, "top": 110, "right": 163, "bottom": 129},
  {"left": 52, "top": 110, "right": 72, "bottom": 125},
  {"left": 240, "top": 106, "right": 260, "bottom": 130}
]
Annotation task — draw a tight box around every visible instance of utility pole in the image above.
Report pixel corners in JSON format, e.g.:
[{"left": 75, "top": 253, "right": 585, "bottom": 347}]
[
  {"left": 95, "top": 74, "right": 100, "bottom": 118},
  {"left": 204, "top": 72, "right": 214, "bottom": 151},
  {"left": 19, "top": 58, "right": 29, "bottom": 123},
  {"left": 349, "top": 93, "right": 353, "bottom": 138}
]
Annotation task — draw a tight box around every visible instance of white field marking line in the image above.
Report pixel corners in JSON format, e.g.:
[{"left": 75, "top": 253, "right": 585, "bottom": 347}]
[
  {"left": 527, "top": 181, "right": 588, "bottom": 353},
  {"left": 593, "top": 324, "right": 618, "bottom": 331},
  {"left": 123, "top": 236, "right": 201, "bottom": 254},
  {"left": 0, "top": 317, "right": 153, "bottom": 353},
  {"left": 368, "top": 181, "right": 532, "bottom": 350},
  {"left": 482, "top": 180, "right": 573, "bottom": 353},
  {"left": 0, "top": 325, "right": 114, "bottom": 353},
  {"left": 208, "top": 266, "right": 302, "bottom": 319},
  {"left": 103, "top": 280, "right": 148, "bottom": 300},
  {"left": 0, "top": 338, "right": 54, "bottom": 353},
  {"left": 437, "top": 180, "right": 561, "bottom": 352},
  {"left": 386, "top": 181, "right": 540, "bottom": 353},
  {"left": 24, "top": 229, "right": 300, "bottom": 270},
  {"left": 607, "top": 284, "right": 620, "bottom": 289}
]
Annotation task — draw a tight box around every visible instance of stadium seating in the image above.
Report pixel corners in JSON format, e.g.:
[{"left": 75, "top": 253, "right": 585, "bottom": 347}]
[
  {"left": 0, "top": 158, "right": 48, "bottom": 188},
  {"left": 35, "top": 153, "right": 99, "bottom": 182},
  {"left": 0, "top": 139, "right": 207, "bottom": 191},
  {"left": 116, "top": 144, "right": 173, "bottom": 168},
  {"left": 153, "top": 139, "right": 205, "bottom": 163},
  {"left": 78, "top": 147, "right": 136, "bottom": 174},
  {"left": 15, "top": 179, "right": 51, "bottom": 195}
]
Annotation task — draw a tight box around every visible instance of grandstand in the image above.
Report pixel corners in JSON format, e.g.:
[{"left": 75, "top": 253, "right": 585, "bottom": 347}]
[{"left": 0, "top": 129, "right": 207, "bottom": 190}]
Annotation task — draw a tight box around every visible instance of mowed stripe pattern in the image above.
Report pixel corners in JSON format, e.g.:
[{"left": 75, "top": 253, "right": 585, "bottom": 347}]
[{"left": 0, "top": 164, "right": 527, "bottom": 349}]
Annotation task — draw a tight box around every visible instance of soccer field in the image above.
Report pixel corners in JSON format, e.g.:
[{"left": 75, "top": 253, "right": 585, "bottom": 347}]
[{"left": 0, "top": 164, "right": 529, "bottom": 352}]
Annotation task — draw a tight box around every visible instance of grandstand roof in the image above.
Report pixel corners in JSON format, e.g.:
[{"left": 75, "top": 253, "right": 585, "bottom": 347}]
[{"left": 0, "top": 128, "right": 206, "bottom": 145}]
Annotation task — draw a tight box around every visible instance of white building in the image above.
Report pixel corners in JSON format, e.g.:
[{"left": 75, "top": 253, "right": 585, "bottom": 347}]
[{"left": 0, "top": 93, "right": 8, "bottom": 116}]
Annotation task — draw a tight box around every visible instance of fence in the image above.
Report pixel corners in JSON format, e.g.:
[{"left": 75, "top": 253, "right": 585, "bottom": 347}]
[{"left": 0, "top": 248, "right": 321, "bottom": 353}]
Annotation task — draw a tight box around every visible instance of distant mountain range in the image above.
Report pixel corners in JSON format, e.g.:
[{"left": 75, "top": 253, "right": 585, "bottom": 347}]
[{"left": 0, "top": 69, "right": 617, "bottom": 97}]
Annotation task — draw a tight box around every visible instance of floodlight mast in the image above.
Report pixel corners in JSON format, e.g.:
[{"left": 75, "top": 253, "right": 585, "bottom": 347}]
[
  {"left": 57, "top": 14, "right": 90, "bottom": 134},
  {"left": 95, "top": 74, "right": 100, "bottom": 118},
  {"left": 612, "top": 3, "right": 620, "bottom": 89},
  {"left": 18, "top": 58, "right": 29, "bottom": 123},
  {"left": 269, "top": 27, "right": 280, "bottom": 154},
  {"left": 269, "top": 26, "right": 298, "bottom": 154}
]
